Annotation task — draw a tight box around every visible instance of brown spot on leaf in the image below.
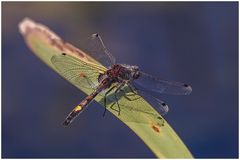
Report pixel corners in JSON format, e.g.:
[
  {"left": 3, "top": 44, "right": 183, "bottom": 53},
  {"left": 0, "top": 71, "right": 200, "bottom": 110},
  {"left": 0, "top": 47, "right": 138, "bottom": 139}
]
[
  {"left": 151, "top": 123, "right": 160, "bottom": 133},
  {"left": 65, "top": 43, "right": 76, "bottom": 53},
  {"left": 65, "top": 43, "right": 85, "bottom": 58},
  {"left": 50, "top": 39, "right": 64, "bottom": 51}
]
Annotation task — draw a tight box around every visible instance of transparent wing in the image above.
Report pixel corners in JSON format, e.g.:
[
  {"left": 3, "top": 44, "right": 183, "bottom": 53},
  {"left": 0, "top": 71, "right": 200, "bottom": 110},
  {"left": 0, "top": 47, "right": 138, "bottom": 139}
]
[
  {"left": 84, "top": 33, "right": 116, "bottom": 67},
  {"left": 102, "top": 84, "right": 165, "bottom": 126},
  {"left": 134, "top": 71, "right": 192, "bottom": 95},
  {"left": 51, "top": 53, "right": 106, "bottom": 90},
  {"left": 137, "top": 90, "right": 169, "bottom": 116}
]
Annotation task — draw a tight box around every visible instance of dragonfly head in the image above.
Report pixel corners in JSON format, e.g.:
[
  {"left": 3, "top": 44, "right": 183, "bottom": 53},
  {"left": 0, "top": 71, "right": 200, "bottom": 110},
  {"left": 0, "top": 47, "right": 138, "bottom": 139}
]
[{"left": 130, "top": 65, "right": 140, "bottom": 79}]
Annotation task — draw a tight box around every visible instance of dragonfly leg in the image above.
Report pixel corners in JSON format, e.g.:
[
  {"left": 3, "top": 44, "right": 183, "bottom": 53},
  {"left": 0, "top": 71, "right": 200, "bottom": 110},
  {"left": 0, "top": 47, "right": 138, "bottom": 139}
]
[
  {"left": 109, "top": 103, "right": 120, "bottom": 113},
  {"left": 119, "top": 85, "right": 141, "bottom": 101},
  {"left": 107, "top": 82, "right": 125, "bottom": 116},
  {"left": 102, "top": 85, "right": 117, "bottom": 117},
  {"left": 109, "top": 98, "right": 121, "bottom": 115},
  {"left": 128, "top": 83, "right": 139, "bottom": 94},
  {"left": 112, "top": 82, "right": 127, "bottom": 116},
  {"left": 123, "top": 93, "right": 141, "bottom": 101}
]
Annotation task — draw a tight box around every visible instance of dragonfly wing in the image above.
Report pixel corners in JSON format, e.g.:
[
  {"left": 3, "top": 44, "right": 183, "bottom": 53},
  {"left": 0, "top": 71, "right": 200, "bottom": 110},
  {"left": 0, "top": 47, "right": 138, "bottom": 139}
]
[
  {"left": 84, "top": 33, "right": 116, "bottom": 67},
  {"left": 134, "top": 71, "right": 192, "bottom": 95},
  {"left": 136, "top": 90, "right": 169, "bottom": 115},
  {"left": 51, "top": 53, "right": 107, "bottom": 90},
  {"left": 104, "top": 84, "right": 165, "bottom": 126}
]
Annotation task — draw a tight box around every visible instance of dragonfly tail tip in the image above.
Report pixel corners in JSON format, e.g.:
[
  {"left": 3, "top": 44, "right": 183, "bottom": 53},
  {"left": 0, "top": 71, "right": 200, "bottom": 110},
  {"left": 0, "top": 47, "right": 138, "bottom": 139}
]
[{"left": 62, "top": 120, "right": 70, "bottom": 126}]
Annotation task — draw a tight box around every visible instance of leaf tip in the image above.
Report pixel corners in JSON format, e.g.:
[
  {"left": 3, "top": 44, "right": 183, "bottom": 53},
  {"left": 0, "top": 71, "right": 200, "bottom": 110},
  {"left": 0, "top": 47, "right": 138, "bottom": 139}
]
[
  {"left": 18, "top": 17, "right": 35, "bottom": 35},
  {"left": 18, "top": 17, "right": 61, "bottom": 41}
]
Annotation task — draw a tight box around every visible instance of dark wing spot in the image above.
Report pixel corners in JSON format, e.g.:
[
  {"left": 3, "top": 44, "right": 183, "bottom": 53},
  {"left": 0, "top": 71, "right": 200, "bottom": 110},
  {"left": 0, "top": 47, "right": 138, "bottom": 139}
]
[
  {"left": 79, "top": 72, "right": 86, "bottom": 77},
  {"left": 161, "top": 103, "right": 166, "bottom": 106},
  {"left": 62, "top": 53, "right": 66, "bottom": 55},
  {"left": 92, "top": 33, "right": 99, "bottom": 38},
  {"left": 183, "top": 84, "right": 189, "bottom": 87}
]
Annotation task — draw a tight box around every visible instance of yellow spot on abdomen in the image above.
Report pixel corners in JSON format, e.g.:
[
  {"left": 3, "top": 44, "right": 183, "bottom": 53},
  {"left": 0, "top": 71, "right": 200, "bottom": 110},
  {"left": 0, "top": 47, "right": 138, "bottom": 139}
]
[{"left": 74, "top": 105, "right": 82, "bottom": 111}]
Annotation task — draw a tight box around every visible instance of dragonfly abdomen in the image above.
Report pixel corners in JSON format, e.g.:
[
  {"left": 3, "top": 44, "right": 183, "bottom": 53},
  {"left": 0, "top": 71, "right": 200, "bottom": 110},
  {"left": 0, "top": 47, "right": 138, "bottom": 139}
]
[
  {"left": 62, "top": 90, "right": 100, "bottom": 126},
  {"left": 63, "top": 79, "right": 112, "bottom": 126}
]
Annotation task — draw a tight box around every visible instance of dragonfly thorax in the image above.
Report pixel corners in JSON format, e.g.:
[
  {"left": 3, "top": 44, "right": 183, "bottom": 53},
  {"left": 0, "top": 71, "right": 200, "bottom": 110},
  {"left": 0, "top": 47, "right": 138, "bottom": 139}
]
[{"left": 98, "top": 64, "right": 140, "bottom": 84}]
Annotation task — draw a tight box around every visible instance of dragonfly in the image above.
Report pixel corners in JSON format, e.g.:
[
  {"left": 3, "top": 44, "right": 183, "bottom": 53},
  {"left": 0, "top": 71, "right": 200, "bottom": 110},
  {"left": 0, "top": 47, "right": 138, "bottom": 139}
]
[{"left": 51, "top": 34, "right": 192, "bottom": 126}]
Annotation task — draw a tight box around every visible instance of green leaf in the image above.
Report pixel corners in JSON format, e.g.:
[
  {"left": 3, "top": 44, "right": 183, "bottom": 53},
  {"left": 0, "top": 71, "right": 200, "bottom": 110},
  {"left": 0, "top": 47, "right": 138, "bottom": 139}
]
[{"left": 19, "top": 18, "right": 193, "bottom": 158}]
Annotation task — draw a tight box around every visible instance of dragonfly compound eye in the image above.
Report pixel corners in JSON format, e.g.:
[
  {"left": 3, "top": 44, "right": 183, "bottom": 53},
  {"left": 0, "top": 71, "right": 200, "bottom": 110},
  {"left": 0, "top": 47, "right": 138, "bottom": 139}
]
[{"left": 133, "top": 71, "right": 140, "bottom": 79}]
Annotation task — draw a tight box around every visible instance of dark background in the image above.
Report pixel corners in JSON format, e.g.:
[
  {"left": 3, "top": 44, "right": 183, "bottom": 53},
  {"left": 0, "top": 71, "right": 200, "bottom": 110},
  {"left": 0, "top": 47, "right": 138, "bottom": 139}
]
[{"left": 2, "top": 2, "right": 238, "bottom": 158}]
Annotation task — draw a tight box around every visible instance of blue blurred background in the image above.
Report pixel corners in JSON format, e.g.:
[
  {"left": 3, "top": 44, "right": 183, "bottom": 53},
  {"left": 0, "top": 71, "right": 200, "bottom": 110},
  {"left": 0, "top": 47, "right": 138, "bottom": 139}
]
[{"left": 2, "top": 2, "right": 238, "bottom": 158}]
